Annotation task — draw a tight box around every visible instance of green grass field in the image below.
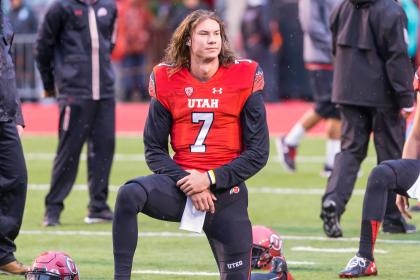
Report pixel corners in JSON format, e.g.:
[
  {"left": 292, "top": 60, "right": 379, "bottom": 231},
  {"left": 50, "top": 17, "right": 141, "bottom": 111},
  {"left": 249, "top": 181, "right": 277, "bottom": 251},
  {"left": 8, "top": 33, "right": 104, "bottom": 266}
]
[{"left": 2, "top": 135, "right": 419, "bottom": 280}]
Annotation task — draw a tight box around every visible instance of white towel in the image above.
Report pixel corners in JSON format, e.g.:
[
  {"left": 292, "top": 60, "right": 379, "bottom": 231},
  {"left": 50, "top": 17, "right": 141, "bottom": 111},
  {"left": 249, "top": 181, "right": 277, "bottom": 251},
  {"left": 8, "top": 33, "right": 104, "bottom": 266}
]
[
  {"left": 407, "top": 173, "right": 420, "bottom": 200},
  {"left": 179, "top": 197, "right": 206, "bottom": 233}
]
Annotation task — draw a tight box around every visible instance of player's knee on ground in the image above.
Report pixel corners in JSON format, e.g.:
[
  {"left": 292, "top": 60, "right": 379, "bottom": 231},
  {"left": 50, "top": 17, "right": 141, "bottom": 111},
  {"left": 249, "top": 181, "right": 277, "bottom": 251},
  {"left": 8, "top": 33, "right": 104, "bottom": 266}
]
[
  {"left": 115, "top": 182, "right": 147, "bottom": 214},
  {"left": 367, "top": 164, "right": 395, "bottom": 193}
]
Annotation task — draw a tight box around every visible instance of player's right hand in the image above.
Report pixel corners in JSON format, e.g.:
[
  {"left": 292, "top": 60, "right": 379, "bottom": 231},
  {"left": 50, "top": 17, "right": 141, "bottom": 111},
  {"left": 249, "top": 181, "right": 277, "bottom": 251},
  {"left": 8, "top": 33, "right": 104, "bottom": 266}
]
[
  {"left": 396, "top": 194, "right": 412, "bottom": 219},
  {"left": 190, "top": 189, "right": 217, "bottom": 214},
  {"left": 43, "top": 89, "right": 56, "bottom": 98}
]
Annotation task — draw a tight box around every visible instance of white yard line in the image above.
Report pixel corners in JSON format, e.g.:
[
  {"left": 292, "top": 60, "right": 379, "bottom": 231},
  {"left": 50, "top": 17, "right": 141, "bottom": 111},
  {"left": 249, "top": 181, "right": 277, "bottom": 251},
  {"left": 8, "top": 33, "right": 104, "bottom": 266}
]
[
  {"left": 291, "top": 246, "right": 387, "bottom": 254},
  {"left": 24, "top": 152, "right": 377, "bottom": 164},
  {"left": 132, "top": 261, "right": 315, "bottom": 277},
  {"left": 27, "top": 184, "right": 366, "bottom": 196},
  {"left": 19, "top": 230, "right": 420, "bottom": 245},
  {"left": 132, "top": 270, "right": 219, "bottom": 276}
]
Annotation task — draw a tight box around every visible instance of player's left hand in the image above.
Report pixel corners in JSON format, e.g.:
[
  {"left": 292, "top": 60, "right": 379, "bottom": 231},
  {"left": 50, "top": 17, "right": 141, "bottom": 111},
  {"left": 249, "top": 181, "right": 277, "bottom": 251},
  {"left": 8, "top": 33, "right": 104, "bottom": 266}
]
[
  {"left": 177, "top": 169, "right": 211, "bottom": 196},
  {"left": 396, "top": 194, "right": 412, "bottom": 219},
  {"left": 16, "top": 125, "right": 24, "bottom": 138}
]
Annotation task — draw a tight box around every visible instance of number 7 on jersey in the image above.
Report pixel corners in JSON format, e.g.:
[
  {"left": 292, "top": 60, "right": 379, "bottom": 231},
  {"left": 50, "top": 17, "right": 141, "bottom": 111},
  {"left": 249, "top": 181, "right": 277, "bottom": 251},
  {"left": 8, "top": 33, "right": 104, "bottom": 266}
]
[{"left": 190, "top": 112, "right": 214, "bottom": 153}]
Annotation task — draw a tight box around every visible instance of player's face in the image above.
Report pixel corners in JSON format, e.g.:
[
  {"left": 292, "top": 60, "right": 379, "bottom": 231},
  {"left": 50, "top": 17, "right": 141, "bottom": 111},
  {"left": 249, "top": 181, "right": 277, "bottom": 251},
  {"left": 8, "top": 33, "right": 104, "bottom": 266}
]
[{"left": 189, "top": 19, "right": 222, "bottom": 61}]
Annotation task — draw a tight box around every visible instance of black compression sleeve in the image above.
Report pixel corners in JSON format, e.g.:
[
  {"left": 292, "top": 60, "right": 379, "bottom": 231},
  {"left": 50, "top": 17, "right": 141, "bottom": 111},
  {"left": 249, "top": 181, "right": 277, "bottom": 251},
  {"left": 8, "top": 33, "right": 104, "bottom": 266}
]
[
  {"left": 212, "top": 91, "right": 269, "bottom": 190},
  {"left": 143, "top": 98, "right": 189, "bottom": 182}
]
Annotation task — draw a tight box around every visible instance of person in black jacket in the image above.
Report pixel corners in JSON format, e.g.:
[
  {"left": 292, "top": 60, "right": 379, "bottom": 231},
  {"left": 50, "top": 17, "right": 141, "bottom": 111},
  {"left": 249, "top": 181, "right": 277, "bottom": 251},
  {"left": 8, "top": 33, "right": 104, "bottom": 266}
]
[
  {"left": 35, "top": 0, "right": 117, "bottom": 226},
  {"left": 0, "top": 0, "right": 29, "bottom": 274},
  {"left": 320, "top": 0, "right": 416, "bottom": 238}
]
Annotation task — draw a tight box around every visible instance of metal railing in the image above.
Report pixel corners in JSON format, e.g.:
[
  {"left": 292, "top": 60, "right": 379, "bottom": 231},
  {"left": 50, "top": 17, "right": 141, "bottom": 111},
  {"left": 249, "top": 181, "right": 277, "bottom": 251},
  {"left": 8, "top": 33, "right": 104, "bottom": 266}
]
[{"left": 12, "top": 34, "right": 42, "bottom": 102}]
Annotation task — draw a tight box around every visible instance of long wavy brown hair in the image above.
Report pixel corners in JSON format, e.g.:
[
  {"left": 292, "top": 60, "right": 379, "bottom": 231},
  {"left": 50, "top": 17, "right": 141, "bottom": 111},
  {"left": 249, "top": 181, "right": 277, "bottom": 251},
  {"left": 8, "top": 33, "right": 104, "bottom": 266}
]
[{"left": 163, "top": 9, "right": 236, "bottom": 74}]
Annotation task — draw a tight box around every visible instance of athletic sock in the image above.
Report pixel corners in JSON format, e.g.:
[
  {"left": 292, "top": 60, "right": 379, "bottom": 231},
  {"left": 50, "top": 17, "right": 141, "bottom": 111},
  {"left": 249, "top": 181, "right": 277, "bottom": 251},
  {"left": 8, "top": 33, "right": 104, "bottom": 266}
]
[
  {"left": 358, "top": 220, "right": 381, "bottom": 261},
  {"left": 325, "top": 139, "right": 340, "bottom": 168},
  {"left": 284, "top": 123, "right": 305, "bottom": 146}
]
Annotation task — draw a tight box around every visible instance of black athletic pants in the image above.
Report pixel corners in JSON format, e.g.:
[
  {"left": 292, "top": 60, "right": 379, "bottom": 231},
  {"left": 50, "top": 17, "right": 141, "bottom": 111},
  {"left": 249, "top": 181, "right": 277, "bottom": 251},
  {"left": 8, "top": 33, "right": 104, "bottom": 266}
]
[
  {"left": 363, "top": 159, "right": 420, "bottom": 221},
  {"left": 0, "top": 121, "right": 27, "bottom": 266},
  {"left": 45, "top": 98, "right": 115, "bottom": 217},
  {"left": 113, "top": 175, "right": 252, "bottom": 280},
  {"left": 322, "top": 105, "right": 406, "bottom": 221}
]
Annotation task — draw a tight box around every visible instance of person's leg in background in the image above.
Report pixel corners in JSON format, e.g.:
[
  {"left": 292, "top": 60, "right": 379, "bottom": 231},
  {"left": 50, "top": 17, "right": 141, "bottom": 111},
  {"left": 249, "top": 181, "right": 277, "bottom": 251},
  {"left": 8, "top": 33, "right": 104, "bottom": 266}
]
[
  {"left": 0, "top": 122, "right": 28, "bottom": 274},
  {"left": 121, "top": 54, "right": 136, "bottom": 102},
  {"left": 279, "top": 69, "right": 341, "bottom": 174},
  {"left": 44, "top": 99, "right": 94, "bottom": 226},
  {"left": 277, "top": 109, "right": 322, "bottom": 172},
  {"left": 321, "top": 105, "right": 371, "bottom": 238},
  {"left": 322, "top": 117, "right": 341, "bottom": 177},
  {"left": 135, "top": 53, "right": 149, "bottom": 102},
  {"left": 84, "top": 99, "right": 116, "bottom": 224}
]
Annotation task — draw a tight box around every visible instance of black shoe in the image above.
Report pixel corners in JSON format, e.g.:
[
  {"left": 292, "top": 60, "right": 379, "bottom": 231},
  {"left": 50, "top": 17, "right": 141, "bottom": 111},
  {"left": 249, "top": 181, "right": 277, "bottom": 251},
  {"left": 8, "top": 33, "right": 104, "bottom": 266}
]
[
  {"left": 339, "top": 254, "right": 377, "bottom": 278},
  {"left": 84, "top": 209, "right": 114, "bottom": 224},
  {"left": 42, "top": 214, "right": 60, "bottom": 227},
  {"left": 383, "top": 217, "right": 416, "bottom": 234},
  {"left": 270, "top": 256, "right": 294, "bottom": 279},
  {"left": 409, "top": 203, "right": 420, "bottom": 212},
  {"left": 320, "top": 200, "right": 343, "bottom": 238}
]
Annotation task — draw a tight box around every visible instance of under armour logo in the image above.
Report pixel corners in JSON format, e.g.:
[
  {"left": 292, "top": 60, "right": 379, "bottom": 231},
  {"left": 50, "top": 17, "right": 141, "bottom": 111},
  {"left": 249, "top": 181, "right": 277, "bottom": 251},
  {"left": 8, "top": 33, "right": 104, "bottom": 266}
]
[{"left": 212, "top": 88, "right": 223, "bottom": 94}]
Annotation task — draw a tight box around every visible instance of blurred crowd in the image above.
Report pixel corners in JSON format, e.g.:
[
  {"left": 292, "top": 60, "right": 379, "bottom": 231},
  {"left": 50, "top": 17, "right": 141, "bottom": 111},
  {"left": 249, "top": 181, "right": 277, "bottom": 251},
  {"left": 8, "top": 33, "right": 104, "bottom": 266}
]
[{"left": 5, "top": 0, "right": 420, "bottom": 102}]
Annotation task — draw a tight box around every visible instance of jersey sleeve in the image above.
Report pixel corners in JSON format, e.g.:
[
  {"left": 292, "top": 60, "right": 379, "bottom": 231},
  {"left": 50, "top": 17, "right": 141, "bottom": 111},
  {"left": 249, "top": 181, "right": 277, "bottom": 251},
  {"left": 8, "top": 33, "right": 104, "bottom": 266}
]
[
  {"left": 252, "top": 65, "right": 265, "bottom": 93},
  {"left": 150, "top": 65, "right": 171, "bottom": 110},
  {"left": 212, "top": 91, "right": 269, "bottom": 190},
  {"left": 148, "top": 71, "right": 157, "bottom": 98}
]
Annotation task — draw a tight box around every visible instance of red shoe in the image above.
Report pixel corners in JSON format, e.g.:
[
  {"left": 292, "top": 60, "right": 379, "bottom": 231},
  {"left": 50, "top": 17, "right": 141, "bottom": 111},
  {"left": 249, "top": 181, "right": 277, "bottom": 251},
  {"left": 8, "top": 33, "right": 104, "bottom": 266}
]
[
  {"left": 276, "top": 137, "right": 297, "bottom": 172},
  {"left": 339, "top": 255, "right": 377, "bottom": 278}
]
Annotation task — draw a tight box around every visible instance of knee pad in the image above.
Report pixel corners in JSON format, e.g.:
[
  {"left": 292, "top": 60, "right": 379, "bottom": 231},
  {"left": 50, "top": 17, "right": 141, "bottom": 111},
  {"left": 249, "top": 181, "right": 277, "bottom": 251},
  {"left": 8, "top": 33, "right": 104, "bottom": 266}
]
[
  {"left": 116, "top": 182, "right": 147, "bottom": 213},
  {"left": 367, "top": 164, "right": 395, "bottom": 192}
]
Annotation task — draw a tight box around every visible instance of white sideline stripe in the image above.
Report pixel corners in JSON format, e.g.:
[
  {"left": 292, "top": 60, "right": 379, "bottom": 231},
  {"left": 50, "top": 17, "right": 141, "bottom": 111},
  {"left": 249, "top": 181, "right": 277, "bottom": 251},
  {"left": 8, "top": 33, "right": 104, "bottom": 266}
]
[
  {"left": 24, "top": 152, "right": 377, "bottom": 164},
  {"left": 291, "top": 246, "right": 387, "bottom": 254},
  {"left": 19, "top": 230, "right": 420, "bottom": 245},
  {"left": 132, "top": 270, "right": 218, "bottom": 276},
  {"left": 27, "top": 184, "right": 366, "bottom": 196},
  {"left": 132, "top": 262, "right": 315, "bottom": 277}
]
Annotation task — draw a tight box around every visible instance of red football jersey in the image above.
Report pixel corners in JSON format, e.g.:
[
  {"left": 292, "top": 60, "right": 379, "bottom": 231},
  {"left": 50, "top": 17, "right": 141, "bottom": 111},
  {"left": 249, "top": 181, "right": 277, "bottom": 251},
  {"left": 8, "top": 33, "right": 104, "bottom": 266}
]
[{"left": 150, "top": 60, "right": 264, "bottom": 171}]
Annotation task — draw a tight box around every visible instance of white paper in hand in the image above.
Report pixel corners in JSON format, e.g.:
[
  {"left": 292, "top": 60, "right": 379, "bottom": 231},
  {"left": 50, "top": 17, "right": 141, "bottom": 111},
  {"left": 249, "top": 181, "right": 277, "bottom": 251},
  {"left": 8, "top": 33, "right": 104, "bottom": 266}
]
[
  {"left": 179, "top": 197, "right": 206, "bottom": 233},
  {"left": 407, "top": 173, "right": 420, "bottom": 200}
]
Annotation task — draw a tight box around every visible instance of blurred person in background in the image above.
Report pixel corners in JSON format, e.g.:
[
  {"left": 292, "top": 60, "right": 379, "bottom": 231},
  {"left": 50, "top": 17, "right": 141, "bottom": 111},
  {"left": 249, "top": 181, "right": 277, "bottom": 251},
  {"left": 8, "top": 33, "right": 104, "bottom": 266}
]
[
  {"left": 115, "top": 0, "right": 153, "bottom": 102},
  {"left": 400, "top": 0, "right": 419, "bottom": 66},
  {"left": 0, "top": 0, "right": 29, "bottom": 274},
  {"left": 277, "top": 0, "right": 341, "bottom": 176},
  {"left": 167, "top": 0, "right": 209, "bottom": 32},
  {"left": 8, "top": 0, "right": 39, "bottom": 101},
  {"left": 8, "top": 0, "right": 37, "bottom": 34},
  {"left": 269, "top": 0, "right": 312, "bottom": 100},
  {"left": 35, "top": 0, "right": 117, "bottom": 227},
  {"left": 320, "top": 0, "right": 416, "bottom": 239},
  {"left": 240, "top": 0, "right": 279, "bottom": 102}
]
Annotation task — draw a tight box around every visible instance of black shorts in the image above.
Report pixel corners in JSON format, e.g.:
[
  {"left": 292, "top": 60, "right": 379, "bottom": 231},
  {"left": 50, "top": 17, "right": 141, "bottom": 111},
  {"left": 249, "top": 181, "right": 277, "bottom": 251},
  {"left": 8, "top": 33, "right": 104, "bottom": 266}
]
[
  {"left": 129, "top": 175, "right": 252, "bottom": 279},
  {"left": 308, "top": 70, "right": 340, "bottom": 120}
]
